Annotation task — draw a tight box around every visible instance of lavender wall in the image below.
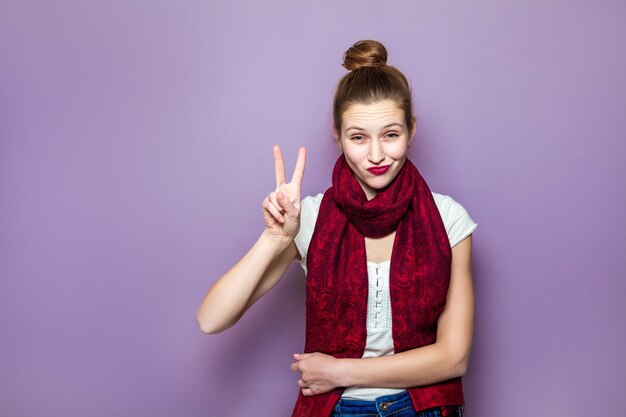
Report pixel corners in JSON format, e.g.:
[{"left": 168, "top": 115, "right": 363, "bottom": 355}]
[{"left": 1, "top": 1, "right": 625, "bottom": 416}]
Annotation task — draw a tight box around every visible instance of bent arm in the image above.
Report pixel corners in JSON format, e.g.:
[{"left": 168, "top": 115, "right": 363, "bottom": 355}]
[
  {"left": 292, "top": 235, "right": 474, "bottom": 394},
  {"left": 196, "top": 232, "right": 300, "bottom": 334},
  {"left": 341, "top": 235, "right": 475, "bottom": 387}
]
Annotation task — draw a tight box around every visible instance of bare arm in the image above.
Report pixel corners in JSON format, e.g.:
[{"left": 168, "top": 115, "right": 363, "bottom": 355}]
[
  {"left": 196, "top": 146, "right": 305, "bottom": 334},
  {"left": 196, "top": 234, "right": 301, "bottom": 334},
  {"left": 291, "top": 234, "right": 475, "bottom": 395}
]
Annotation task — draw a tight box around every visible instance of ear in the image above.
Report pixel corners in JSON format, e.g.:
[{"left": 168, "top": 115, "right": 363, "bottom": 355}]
[
  {"left": 332, "top": 125, "right": 343, "bottom": 152},
  {"left": 408, "top": 115, "right": 417, "bottom": 147}
]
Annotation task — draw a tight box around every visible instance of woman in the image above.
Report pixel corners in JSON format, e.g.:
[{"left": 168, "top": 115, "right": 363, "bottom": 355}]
[{"left": 196, "top": 40, "right": 477, "bottom": 417}]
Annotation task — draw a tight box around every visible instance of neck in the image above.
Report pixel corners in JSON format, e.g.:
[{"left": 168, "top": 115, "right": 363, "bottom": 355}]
[{"left": 354, "top": 175, "right": 377, "bottom": 201}]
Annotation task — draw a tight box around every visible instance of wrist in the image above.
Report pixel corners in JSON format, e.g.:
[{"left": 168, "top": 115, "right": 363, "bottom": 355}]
[
  {"left": 335, "top": 358, "right": 355, "bottom": 388},
  {"left": 260, "top": 229, "right": 294, "bottom": 251}
]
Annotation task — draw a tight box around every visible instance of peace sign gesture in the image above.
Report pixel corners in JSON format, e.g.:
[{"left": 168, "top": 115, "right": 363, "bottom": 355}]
[{"left": 262, "top": 145, "right": 306, "bottom": 240}]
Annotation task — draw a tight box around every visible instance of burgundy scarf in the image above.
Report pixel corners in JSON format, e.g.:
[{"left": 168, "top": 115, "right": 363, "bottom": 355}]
[{"left": 290, "top": 154, "right": 464, "bottom": 417}]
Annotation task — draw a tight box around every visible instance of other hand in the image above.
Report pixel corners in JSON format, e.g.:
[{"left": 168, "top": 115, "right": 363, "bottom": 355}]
[{"left": 290, "top": 352, "right": 343, "bottom": 396}]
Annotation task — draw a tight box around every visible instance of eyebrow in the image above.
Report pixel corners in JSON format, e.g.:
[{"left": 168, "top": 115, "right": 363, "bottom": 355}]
[{"left": 345, "top": 122, "right": 403, "bottom": 132}]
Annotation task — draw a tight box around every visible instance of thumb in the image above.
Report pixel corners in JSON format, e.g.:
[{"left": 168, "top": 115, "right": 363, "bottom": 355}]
[{"left": 278, "top": 192, "right": 299, "bottom": 219}]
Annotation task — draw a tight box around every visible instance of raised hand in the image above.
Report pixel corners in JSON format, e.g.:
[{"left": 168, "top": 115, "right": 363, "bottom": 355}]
[{"left": 262, "top": 145, "right": 306, "bottom": 240}]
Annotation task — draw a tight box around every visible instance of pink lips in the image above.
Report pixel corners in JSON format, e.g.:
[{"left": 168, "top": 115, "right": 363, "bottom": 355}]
[{"left": 367, "top": 165, "right": 391, "bottom": 175}]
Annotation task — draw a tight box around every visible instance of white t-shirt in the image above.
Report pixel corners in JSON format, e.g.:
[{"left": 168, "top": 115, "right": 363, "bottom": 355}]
[{"left": 293, "top": 191, "right": 478, "bottom": 400}]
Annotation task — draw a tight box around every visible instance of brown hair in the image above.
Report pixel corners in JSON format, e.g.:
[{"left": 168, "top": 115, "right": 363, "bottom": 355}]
[{"left": 333, "top": 40, "right": 414, "bottom": 136}]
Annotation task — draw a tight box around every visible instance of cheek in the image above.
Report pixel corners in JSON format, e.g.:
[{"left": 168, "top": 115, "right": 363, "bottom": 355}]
[
  {"left": 343, "top": 144, "right": 368, "bottom": 162},
  {"left": 385, "top": 143, "right": 409, "bottom": 159}
]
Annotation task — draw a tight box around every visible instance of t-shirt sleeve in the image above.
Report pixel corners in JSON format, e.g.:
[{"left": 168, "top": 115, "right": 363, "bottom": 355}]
[
  {"left": 293, "top": 193, "right": 324, "bottom": 273},
  {"left": 433, "top": 193, "right": 478, "bottom": 248}
]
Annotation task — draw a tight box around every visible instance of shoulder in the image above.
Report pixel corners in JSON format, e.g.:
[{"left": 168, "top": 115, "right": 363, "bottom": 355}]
[
  {"left": 300, "top": 193, "right": 324, "bottom": 234},
  {"left": 431, "top": 191, "right": 478, "bottom": 247},
  {"left": 431, "top": 191, "right": 463, "bottom": 216},
  {"left": 300, "top": 193, "right": 324, "bottom": 222},
  {"left": 299, "top": 193, "right": 325, "bottom": 231},
  {"left": 301, "top": 192, "right": 324, "bottom": 209},
  {"left": 301, "top": 193, "right": 324, "bottom": 210},
  {"left": 293, "top": 192, "right": 325, "bottom": 273}
]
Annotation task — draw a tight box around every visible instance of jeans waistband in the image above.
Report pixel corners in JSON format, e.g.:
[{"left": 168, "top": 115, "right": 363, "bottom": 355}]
[{"left": 333, "top": 391, "right": 464, "bottom": 416}]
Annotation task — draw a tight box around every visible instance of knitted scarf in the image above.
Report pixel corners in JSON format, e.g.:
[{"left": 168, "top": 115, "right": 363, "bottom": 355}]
[{"left": 290, "top": 154, "right": 464, "bottom": 417}]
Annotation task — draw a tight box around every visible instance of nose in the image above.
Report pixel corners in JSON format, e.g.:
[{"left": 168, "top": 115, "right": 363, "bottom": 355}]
[{"left": 368, "top": 139, "right": 385, "bottom": 164}]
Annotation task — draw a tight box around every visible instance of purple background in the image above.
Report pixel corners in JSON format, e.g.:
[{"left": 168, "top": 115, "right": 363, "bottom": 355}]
[{"left": 1, "top": 1, "right": 625, "bottom": 416}]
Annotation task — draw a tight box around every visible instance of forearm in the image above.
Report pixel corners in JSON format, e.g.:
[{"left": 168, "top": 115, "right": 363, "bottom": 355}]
[
  {"left": 196, "top": 231, "right": 292, "bottom": 334},
  {"left": 339, "top": 342, "right": 466, "bottom": 389},
  {"left": 340, "top": 238, "right": 475, "bottom": 389}
]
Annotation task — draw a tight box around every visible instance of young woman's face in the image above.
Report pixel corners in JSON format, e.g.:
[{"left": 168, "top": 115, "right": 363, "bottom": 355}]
[{"left": 336, "top": 99, "right": 416, "bottom": 200}]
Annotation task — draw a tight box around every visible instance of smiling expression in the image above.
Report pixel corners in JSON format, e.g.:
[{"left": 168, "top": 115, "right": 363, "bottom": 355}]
[{"left": 335, "top": 100, "right": 416, "bottom": 200}]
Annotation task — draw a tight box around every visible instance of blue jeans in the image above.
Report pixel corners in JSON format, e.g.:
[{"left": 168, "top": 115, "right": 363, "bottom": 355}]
[{"left": 330, "top": 390, "right": 464, "bottom": 417}]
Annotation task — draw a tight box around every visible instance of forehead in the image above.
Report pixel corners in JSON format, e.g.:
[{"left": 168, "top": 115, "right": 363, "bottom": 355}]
[{"left": 342, "top": 100, "right": 405, "bottom": 131}]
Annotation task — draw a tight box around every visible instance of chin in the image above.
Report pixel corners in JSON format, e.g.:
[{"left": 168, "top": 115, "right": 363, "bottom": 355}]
[
  {"left": 366, "top": 178, "right": 393, "bottom": 191},
  {"left": 372, "top": 169, "right": 399, "bottom": 183}
]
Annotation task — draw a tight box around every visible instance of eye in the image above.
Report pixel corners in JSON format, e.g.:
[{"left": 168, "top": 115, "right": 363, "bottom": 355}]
[
  {"left": 385, "top": 132, "right": 400, "bottom": 139},
  {"left": 351, "top": 135, "right": 366, "bottom": 143}
]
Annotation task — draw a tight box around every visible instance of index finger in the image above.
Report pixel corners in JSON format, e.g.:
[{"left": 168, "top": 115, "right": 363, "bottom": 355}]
[
  {"left": 290, "top": 147, "right": 306, "bottom": 190},
  {"left": 273, "top": 145, "right": 286, "bottom": 188}
]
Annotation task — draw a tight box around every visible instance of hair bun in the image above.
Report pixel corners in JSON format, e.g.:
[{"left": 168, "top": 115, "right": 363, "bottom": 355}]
[{"left": 342, "top": 40, "right": 388, "bottom": 71}]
